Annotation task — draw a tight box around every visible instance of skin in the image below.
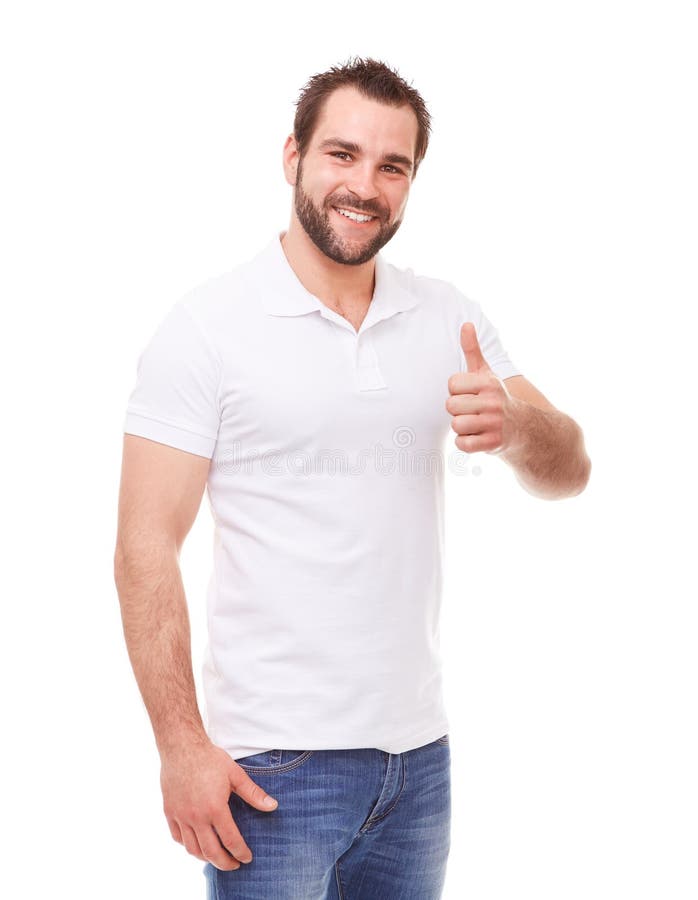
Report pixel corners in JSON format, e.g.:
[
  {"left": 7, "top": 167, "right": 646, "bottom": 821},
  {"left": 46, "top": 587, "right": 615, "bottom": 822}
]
[
  {"left": 114, "top": 82, "right": 591, "bottom": 878},
  {"left": 114, "top": 438, "right": 271, "bottom": 871},
  {"left": 280, "top": 86, "right": 418, "bottom": 331},
  {"left": 448, "top": 323, "right": 591, "bottom": 498}
]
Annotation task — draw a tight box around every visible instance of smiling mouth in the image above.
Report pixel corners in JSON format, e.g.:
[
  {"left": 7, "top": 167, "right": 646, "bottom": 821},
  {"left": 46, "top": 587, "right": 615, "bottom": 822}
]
[{"left": 332, "top": 206, "right": 378, "bottom": 224}]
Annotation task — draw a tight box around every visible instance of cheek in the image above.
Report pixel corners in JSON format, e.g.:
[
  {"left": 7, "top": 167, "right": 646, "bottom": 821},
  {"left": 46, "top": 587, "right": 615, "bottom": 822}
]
[
  {"left": 390, "top": 187, "right": 410, "bottom": 217},
  {"left": 320, "top": 180, "right": 345, "bottom": 206},
  {"left": 301, "top": 166, "right": 333, "bottom": 198}
]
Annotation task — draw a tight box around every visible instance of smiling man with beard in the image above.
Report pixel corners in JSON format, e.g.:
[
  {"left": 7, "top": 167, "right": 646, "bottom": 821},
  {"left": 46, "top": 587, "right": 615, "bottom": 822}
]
[
  {"left": 115, "top": 58, "right": 591, "bottom": 899},
  {"left": 291, "top": 124, "right": 403, "bottom": 267}
]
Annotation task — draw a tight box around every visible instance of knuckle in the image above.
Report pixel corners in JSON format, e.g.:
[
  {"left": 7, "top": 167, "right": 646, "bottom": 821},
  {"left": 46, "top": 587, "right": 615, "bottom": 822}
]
[
  {"left": 169, "top": 801, "right": 191, "bottom": 820},
  {"left": 201, "top": 804, "right": 219, "bottom": 821},
  {"left": 206, "top": 848, "right": 242, "bottom": 870},
  {"left": 216, "top": 826, "right": 237, "bottom": 847},
  {"left": 219, "top": 830, "right": 249, "bottom": 860},
  {"left": 246, "top": 781, "right": 266, "bottom": 805}
]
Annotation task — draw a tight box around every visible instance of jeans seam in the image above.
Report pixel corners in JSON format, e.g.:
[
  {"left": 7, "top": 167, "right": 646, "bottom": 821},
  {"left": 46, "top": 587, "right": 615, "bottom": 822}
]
[
  {"left": 335, "top": 859, "right": 347, "bottom": 899},
  {"left": 236, "top": 750, "right": 315, "bottom": 775},
  {"left": 360, "top": 755, "right": 407, "bottom": 831}
]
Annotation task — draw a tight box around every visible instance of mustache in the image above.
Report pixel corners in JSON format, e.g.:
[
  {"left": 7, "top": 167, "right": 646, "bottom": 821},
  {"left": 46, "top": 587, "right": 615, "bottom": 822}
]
[{"left": 326, "top": 194, "right": 389, "bottom": 220}]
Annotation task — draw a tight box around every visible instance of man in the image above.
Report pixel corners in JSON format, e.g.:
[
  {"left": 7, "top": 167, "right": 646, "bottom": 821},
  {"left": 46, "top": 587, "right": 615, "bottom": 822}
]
[{"left": 114, "top": 58, "right": 590, "bottom": 899}]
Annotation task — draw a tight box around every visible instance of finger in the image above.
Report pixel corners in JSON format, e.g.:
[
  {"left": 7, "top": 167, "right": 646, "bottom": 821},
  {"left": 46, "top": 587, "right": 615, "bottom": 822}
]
[
  {"left": 179, "top": 823, "right": 208, "bottom": 862},
  {"left": 455, "top": 432, "right": 503, "bottom": 454},
  {"left": 229, "top": 765, "right": 278, "bottom": 813},
  {"left": 167, "top": 817, "right": 183, "bottom": 845},
  {"left": 451, "top": 413, "right": 501, "bottom": 439},
  {"left": 460, "top": 322, "right": 490, "bottom": 373},
  {"left": 197, "top": 823, "right": 242, "bottom": 872},
  {"left": 448, "top": 371, "right": 491, "bottom": 396},
  {"left": 212, "top": 810, "right": 253, "bottom": 865},
  {"left": 445, "top": 394, "right": 483, "bottom": 416},
  {"left": 450, "top": 414, "right": 491, "bottom": 437}
]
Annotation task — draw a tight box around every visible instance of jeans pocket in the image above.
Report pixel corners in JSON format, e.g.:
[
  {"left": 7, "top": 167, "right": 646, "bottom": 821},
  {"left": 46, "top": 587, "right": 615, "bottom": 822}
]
[{"left": 235, "top": 749, "right": 314, "bottom": 774}]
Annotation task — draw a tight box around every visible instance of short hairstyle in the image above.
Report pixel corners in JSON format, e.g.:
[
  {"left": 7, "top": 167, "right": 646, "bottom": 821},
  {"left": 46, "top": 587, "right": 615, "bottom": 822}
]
[{"left": 292, "top": 57, "right": 431, "bottom": 175}]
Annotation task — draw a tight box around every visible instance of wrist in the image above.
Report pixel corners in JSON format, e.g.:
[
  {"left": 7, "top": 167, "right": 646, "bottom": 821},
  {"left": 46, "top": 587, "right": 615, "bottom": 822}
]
[
  {"left": 156, "top": 722, "right": 211, "bottom": 760},
  {"left": 496, "top": 395, "right": 530, "bottom": 461}
]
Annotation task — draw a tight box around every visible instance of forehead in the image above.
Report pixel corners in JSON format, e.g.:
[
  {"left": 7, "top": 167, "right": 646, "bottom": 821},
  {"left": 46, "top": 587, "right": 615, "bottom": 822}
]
[{"left": 310, "top": 86, "right": 418, "bottom": 159}]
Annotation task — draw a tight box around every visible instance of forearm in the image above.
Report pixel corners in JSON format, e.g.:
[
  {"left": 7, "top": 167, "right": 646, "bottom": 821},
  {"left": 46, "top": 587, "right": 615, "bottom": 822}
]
[
  {"left": 114, "top": 544, "right": 208, "bottom": 756},
  {"left": 498, "top": 398, "right": 591, "bottom": 500}
]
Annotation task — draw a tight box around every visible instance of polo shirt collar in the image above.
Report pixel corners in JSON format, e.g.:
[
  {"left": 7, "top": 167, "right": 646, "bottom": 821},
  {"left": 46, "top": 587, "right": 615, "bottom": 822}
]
[{"left": 257, "top": 232, "right": 419, "bottom": 326}]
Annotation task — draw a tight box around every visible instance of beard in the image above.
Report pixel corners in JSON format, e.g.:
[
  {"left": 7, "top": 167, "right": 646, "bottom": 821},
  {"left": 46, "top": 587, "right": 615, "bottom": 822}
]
[{"left": 294, "top": 158, "right": 403, "bottom": 266}]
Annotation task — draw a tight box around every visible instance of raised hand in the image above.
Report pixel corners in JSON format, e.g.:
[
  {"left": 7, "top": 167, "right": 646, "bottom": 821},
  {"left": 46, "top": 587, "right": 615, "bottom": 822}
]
[{"left": 445, "top": 322, "right": 517, "bottom": 455}]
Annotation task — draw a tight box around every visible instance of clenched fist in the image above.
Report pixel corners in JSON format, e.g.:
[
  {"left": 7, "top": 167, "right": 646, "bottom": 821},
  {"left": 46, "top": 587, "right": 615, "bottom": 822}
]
[{"left": 446, "top": 322, "right": 519, "bottom": 455}]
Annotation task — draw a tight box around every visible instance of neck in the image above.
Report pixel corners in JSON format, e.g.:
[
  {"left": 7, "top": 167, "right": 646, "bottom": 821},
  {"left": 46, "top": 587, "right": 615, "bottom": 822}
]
[{"left": 280, "top": 216, "right": 376, "bottom": 307}]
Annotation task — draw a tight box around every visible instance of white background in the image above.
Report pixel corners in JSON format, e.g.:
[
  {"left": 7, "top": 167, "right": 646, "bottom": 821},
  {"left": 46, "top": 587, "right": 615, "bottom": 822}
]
[{"left": 2, "top": 1, "right": 696, "bottom": 897}]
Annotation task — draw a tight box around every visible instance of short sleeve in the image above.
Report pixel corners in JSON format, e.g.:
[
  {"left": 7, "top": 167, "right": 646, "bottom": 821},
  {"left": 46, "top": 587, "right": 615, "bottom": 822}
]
[
  {"left": 457, "top": 294, "right": 522, "bottom": 380},
  {"left": 123, "top": 300, "right": 222, "bottom": 459}
]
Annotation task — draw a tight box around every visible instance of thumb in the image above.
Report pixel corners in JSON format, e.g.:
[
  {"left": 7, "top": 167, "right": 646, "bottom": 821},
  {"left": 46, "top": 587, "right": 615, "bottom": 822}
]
[
  {"left": 460, "top": 322, "right": 489, "bottom": 372},
  {"left": 230, "top": 763, "right": 279, "bottom": 811}
]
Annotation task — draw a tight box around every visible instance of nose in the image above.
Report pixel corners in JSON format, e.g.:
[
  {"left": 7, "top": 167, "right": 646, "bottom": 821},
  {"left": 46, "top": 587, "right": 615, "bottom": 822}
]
[{"left": 345, "top": 162, "right": 379, "bottom": 201}]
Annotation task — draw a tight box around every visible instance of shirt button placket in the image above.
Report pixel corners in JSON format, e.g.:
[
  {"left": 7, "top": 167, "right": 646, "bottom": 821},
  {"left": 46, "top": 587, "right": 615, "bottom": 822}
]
[{"left": 355, "top": 332, "right": 386, "bottom": 392}]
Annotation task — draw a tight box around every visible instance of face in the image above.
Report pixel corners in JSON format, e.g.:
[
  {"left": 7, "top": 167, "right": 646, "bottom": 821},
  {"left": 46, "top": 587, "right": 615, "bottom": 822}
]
[{"left": 286, "top": 87, "right": 418, "bottom": 266}]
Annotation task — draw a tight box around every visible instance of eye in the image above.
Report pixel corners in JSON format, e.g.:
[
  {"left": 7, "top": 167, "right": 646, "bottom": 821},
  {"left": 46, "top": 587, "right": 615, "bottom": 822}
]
[
  {"left": 330, "top": 151, "right": 352, "bottom": 161},
  {"left": 382, "top": 165, "right": 404, "bottom": 175}
]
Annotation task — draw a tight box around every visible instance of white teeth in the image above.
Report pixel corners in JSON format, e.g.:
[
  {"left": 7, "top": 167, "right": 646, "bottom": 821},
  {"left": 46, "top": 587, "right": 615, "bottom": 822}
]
[{"left": 336, "top": 208, "right": 374, "bottom": 223}]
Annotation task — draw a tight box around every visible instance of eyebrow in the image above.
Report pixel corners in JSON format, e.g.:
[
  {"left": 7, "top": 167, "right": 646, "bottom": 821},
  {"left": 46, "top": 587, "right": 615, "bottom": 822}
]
[{"left": 317, "top": 138, "right": 414, "bottom": 173}]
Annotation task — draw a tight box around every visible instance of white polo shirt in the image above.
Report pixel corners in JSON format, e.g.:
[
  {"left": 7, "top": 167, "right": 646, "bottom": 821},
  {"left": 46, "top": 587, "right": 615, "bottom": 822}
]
[{"left": 123, "top": 233, "right": 521, "bottom": 760}]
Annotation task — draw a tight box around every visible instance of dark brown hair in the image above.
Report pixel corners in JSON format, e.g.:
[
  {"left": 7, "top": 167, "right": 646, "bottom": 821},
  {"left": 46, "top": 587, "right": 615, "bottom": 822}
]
[{"left": 292, "top": 57, "right": 431, "bottom": 176}]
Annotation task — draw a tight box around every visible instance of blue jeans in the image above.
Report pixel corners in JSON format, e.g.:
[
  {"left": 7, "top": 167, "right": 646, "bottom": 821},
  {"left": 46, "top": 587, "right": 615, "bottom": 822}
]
[{"left": 204, "top": 735, "right": 451, "bottom": 899}]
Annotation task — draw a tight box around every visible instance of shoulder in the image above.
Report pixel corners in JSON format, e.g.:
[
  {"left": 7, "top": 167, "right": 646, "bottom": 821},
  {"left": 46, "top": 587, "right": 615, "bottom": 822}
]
[
  {"left": 178, "top": 264, "right": 252, "bottom": 322},
  {"left": 380, "top": 257, "right": 482, "bottom": 318},
  {"left": 174, "top": 252, "right": 267, "bottom": 340}
]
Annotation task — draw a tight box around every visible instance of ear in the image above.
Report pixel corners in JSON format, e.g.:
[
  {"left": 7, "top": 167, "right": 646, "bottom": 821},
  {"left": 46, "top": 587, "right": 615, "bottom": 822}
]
[{"left": 282, "top": 134, "right": 300, "bottom": 187}]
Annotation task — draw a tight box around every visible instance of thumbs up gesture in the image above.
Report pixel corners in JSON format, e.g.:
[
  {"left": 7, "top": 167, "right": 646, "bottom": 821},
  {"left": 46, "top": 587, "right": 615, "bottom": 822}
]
[{"left": 446, "top": 322, "right": 517, "bottom": 455}]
